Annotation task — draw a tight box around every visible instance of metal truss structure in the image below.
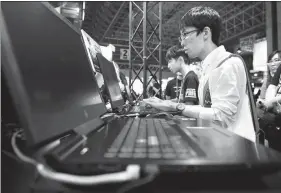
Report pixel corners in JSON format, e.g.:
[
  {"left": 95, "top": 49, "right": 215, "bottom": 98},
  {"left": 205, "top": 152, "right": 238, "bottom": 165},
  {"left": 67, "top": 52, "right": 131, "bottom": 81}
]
[
  {"left": 129, "top": 2, "right": 163, "bottom": 99},
  {"left": 81, "top": 1, "right": 267, "bottom": 96},
  {"left": 219, "top": 1, "right": 266, "bottom": 44},
  {"left": 82, "top": 2, "right": 130, "bottom": 42},
  {"left": 83, "top": 1, "right": 266, "bottom": 49}
]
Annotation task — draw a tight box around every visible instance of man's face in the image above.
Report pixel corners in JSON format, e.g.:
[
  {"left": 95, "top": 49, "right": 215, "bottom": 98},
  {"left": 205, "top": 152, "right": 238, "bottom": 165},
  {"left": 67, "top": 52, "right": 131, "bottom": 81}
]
[
  {"left": 168, "top": 58, "right": 181, "bottom": 74},
  {"left": 180, "top": 27, "right": 204, "bottom": 59}
]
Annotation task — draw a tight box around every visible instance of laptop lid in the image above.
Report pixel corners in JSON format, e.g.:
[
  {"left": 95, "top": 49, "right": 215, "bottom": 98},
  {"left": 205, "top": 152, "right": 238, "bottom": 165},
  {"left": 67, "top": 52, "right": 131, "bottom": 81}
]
[
  {"left": 96, "top": 53, "right": 124, "bottom": 109},
  {"left": 1, "top": 2, "right": 108, "bottom": 147}
]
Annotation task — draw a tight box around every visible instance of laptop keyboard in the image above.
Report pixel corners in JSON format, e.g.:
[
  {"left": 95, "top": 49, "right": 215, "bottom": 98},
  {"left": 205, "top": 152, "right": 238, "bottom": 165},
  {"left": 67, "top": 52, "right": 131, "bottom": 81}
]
[{"left": 104, "top": 118, "right": 197, "bottom": 159}]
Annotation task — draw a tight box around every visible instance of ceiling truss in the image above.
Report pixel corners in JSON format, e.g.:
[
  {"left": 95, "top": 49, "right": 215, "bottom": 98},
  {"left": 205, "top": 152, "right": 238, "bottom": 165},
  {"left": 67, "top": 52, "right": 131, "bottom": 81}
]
[
  {"left": 81, "top": 1, "right": 266, "bottom": 71},
  {"left": 220, "top": 1, "right": 265, "bottom": 43}
]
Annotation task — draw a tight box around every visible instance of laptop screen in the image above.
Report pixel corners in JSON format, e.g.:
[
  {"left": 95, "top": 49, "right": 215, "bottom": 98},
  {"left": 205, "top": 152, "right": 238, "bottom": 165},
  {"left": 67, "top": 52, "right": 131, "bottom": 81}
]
[
  {"left": 96, "top": 53, "right": 124, "bottom": 109},
  {"left": 1, "top": 2, "right": 107, "bottom": 146},
  {"left": 81, "top": 29, "right": 102, "bottom": 73}
]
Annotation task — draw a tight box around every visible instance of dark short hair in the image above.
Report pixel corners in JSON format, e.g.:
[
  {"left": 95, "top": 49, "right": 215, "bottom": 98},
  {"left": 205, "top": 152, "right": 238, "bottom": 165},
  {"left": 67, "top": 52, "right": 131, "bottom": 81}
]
[
  {"left": 268, "top": 50, "right": 281, "bottom": 62},
  {"left": 166, "top": 45, "right": 190, "bottom": 64},
  {"left": 180, "top": 6, "right": 222, "bottom": 46}
]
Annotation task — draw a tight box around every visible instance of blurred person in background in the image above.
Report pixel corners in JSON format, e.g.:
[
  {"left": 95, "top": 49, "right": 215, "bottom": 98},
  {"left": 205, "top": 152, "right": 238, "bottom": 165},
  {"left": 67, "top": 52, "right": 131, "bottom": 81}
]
[
  {"left": 257, "top": 63, "right": 281, "bottom": 151},
  {"left": 259, "top": 50, "right": 281, "bottom": 99},
  {"left": 165, "top": 72, "right": 183, "bottom": 100},
  {"left": 147, "top": 75, "right": 161, "bottom": 98},
  {"left": 166, "top": 45, "right": 199, "bottom": 105}
]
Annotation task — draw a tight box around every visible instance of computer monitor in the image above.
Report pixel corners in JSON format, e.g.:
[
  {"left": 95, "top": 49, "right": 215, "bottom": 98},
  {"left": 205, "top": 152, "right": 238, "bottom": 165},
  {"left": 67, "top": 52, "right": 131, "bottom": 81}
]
[
  {"left": 96, "top": 53, "right": 124, "bottom": 110},
  {"left": 1, "top": 2, "right": 107, "bottom": 146}
]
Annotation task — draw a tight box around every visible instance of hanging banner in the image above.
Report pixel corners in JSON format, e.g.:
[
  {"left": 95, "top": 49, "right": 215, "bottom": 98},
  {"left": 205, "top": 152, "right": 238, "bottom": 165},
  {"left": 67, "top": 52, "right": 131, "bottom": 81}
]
[{"left": 239, "top": 34, "right": 256, "bottom": 52}]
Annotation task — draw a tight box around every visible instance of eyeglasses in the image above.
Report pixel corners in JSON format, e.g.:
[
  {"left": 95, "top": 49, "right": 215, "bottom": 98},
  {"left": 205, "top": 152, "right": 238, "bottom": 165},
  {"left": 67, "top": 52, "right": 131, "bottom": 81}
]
[
  {"left": 178, "top": 29, "right": 199, "bottom": 42},
  {"left": 268, "top": 58, "right": 281, "bottom": 63}
]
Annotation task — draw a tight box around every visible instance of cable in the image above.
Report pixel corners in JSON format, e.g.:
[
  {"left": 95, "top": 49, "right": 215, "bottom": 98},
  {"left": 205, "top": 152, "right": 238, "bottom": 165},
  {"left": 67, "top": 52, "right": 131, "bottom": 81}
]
[
  {"left": 116, "top": 165, "right": 159, "bottom": 193},
  {"left": 11, "top": 131, "right": 141, "bottom": 185},
  {"left": 36, "top": 164, "right": 140, "bottom": 185},
  {"left": 12, "top": 131, "right": 38, "bottom": 166}
]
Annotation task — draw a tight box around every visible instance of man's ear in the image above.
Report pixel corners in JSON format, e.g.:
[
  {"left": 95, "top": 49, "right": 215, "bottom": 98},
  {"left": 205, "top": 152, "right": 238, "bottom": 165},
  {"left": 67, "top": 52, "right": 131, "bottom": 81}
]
[
  {"left": 178, "top": 56, "right": 184, "bottom": 64},
  {"left": 203, "top": 27, "right": 211, "bottom": 41}
]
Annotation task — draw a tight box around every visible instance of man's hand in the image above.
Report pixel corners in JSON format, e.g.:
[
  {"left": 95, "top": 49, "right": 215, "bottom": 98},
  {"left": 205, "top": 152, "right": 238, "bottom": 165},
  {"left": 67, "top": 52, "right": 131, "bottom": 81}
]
[{"left": 143, "top": 97, "right": 177, "bottom": 111}]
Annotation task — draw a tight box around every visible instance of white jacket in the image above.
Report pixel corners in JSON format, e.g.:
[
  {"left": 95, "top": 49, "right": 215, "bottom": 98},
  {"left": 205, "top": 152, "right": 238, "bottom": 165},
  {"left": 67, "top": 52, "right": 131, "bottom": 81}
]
[{"left": 198, "top": 46, "right": 256, "bottom": 142}]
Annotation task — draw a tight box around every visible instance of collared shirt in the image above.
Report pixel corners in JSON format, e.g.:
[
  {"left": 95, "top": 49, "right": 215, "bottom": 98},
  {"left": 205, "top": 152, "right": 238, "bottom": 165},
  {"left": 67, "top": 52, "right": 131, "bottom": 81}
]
[{"left": 197, "top": 46, "right": 256, "bottom": 142}]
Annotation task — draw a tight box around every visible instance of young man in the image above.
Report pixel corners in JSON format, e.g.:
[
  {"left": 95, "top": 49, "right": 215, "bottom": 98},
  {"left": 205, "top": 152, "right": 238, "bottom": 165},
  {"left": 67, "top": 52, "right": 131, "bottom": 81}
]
[
  {"left": 165, "top": 72, "right": 183, "bottom": 100},
  {"left": 144, "top": 6, "right": 256, "bottom": 142},
  {"left": 166, "top": 45, "right": 199, "bottom": 105}
]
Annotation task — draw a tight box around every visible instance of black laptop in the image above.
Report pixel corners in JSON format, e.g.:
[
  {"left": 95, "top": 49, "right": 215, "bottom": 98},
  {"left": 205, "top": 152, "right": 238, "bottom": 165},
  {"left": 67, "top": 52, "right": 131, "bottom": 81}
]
[{"left": 2, "top": 2, "right": 281, "bottom": 176}]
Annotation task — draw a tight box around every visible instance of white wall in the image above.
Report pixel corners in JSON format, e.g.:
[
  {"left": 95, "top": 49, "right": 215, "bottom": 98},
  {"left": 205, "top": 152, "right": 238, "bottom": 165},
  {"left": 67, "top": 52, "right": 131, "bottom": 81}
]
[{"left": 253, "top": 38, "right": 267, "bottom": 71}]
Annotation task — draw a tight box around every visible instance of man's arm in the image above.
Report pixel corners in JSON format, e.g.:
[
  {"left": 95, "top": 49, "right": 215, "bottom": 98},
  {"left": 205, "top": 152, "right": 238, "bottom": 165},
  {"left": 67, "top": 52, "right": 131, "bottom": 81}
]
[{"left": 169, "top": 103, "right": 204, "bottom": 118}]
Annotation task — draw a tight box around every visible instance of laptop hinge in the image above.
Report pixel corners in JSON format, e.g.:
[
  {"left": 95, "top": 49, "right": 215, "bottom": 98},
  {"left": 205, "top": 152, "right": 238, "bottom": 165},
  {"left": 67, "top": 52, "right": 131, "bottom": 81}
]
[
  {"left": 73, "top": 117, "right": 105, "bottom": 136},
  {"left": 46, "top": 117, "right": 106, "bottom": 162}
]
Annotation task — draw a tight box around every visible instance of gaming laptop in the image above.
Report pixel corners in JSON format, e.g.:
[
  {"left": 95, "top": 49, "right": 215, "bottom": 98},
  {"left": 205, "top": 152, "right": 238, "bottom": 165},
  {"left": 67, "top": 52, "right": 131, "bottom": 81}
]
[{"left": 2, "top": 2, "right": 281, "bottom": 175}]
